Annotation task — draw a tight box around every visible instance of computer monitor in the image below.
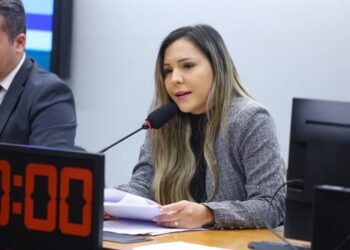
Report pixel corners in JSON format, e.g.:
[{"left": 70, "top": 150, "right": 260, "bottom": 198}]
[
  {"left": 248, "top": 98, "right": 350, "bottom": 250},
  {"left": 23, "top": 0, "right": 73, "bottom": 78},
  {"left": 285, "top": 98, "right": 350, "bottom": 241},
  {"left": 0, "top": 143, "right": 104, "bottom": 250}
]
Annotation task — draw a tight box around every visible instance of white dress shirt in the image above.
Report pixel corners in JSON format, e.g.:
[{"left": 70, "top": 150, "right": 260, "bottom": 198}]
[{"left": 0, "top": 54, "right": 26, "bottom": 105}]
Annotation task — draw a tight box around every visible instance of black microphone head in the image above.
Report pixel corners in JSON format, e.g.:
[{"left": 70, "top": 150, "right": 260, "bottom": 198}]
[{"left": 144, "top": 102, "right": 179, "bottom": 129}]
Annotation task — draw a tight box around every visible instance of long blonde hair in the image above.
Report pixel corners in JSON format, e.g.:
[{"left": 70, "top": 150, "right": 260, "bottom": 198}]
[{"left": 151, "top": 24, "right": 252, "bottom": 204}]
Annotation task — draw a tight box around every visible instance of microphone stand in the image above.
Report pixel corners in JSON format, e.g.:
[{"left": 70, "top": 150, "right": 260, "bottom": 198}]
[{"left": 99, "top": 124, "right": 148, "bottom": 153}]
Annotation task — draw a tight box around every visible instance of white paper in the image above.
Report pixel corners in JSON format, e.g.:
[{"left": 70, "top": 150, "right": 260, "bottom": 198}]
[
  {"left": 103, "top": 219, "right": 206, "bottom": 236},
  {"left": 104, "top": 188, "right": 164, "bottom": 221},
  {"left": 104, "top": 189, "right": 207, "bottom": 236},
  {"left": 133, "top": 241, "right": 229, "bottom": 250}
]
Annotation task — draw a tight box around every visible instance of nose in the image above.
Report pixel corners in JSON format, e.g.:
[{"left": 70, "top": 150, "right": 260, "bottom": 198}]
[{"left": 171, "top": 69, "right": 184, "bottom": 84}]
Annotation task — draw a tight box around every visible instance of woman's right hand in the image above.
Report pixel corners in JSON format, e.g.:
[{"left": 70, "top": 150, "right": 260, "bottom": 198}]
[{"left": 104, "top": 212, "right": 115, "bottom": 220}]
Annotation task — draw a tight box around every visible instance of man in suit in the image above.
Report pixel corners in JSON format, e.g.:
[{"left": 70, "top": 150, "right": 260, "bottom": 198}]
[{"left": 0, "top": 0, "right": 77, "bottom": 149}]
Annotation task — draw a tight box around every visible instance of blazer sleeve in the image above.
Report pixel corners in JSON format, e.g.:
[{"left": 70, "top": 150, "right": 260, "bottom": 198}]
[
  {"left": 203, "top": 103, "right": 285, "bottom": 229},
  {"left": 29, "top": 79, "right": 77, "bottom": 149},
  {"left": 117, "top": 132, "right": 154, "bottom": 200}
]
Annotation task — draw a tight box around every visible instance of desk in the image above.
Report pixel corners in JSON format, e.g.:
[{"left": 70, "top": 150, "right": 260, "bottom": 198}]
[{"left": 103, "top": 229, "right": 309, "bottom": 250}]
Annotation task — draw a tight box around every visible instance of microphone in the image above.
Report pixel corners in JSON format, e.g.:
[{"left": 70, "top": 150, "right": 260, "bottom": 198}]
[{"left": 99, "top": 102, "right": 179, "bottom": 153}]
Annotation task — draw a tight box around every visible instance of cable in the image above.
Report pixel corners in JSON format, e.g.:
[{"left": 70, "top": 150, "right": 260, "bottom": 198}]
[
  {"left": 264, "top": 179, "right": 304, "bottom": 250},
  {"left": 333, "top": 234, "right": 350, "bottom": 250}
]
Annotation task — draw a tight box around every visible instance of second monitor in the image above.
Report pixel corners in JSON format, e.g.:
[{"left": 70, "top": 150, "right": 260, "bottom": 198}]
[{"left": 285, "top": 97, "right": 350, "bottom": 242}]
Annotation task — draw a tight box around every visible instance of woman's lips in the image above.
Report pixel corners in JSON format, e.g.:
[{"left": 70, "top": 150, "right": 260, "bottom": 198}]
[{"left": 175, "top": 91, "right": 191, "bottom": 100}]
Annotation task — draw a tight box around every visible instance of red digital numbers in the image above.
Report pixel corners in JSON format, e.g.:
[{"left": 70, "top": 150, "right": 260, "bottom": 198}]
[
  {"left": 0, "top": 160, "right": 10, "bottom": 226},
  {"left": 0, "top": 161, "right": 93, "bottom": 237},
  {"left": 24, "top": 163, "right": 57, "bottom": 232},
  {"left": 60, "top": 167, "right": 92, "bottom": 236}
]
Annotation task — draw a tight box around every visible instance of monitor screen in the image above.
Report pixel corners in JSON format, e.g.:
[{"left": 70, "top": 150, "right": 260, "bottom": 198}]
[
  {"left": 23, "top": 0, "right": 72, "bottom": 78},
  {"left": 284, "top": 98, "right": 350, "bottom": 241}
]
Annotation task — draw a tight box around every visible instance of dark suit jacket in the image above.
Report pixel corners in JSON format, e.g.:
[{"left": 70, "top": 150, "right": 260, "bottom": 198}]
[{"left": 0, "top": 57, "right": 77, "bottom": 149}]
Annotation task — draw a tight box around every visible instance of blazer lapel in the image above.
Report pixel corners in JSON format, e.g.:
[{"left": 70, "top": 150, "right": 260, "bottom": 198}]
[{"left": 0, "top": 57, "right": 32, "bottom": 136}]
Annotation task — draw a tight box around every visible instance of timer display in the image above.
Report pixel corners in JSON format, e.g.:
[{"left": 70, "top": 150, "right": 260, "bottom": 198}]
[{"left": 0, "top": 143, "right": 104, "bottom": 250}]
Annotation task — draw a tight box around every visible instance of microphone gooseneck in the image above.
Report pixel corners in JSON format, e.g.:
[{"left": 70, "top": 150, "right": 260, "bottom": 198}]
[
  {"left": 98, "top": 127, "right": 144, "bottom": 153},
  {"left": 99, "top": 102, "right": 179, "bottom": 153}
]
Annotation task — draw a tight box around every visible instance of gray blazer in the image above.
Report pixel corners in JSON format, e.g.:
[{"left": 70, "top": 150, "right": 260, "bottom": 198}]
[
  {"left": 0, "top": 57, "right": 77, "bottom": 149},
  {"left": 118, "top": 96, "right": 285, "bottom": 229}
]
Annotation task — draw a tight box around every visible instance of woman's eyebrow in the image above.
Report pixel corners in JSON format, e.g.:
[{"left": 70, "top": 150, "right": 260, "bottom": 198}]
[{"left": 164, "top": 57, "right": 195, "bottom": 66}]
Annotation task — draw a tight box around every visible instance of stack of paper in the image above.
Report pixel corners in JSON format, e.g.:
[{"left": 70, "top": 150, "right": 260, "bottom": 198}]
[
  {"left": 104, "top": 188, "right": 164, "bottom": 221},
  {"left": 132, "top": 242, "right": 229, "bottom": 250},
  {"left": 103, "top": 219, "right": 204, "bottom": 236}
]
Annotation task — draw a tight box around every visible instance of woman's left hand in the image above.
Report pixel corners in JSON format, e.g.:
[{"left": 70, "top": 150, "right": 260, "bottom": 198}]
[{"left": 153, "top": 200, "right": 214, "bottom": 229}]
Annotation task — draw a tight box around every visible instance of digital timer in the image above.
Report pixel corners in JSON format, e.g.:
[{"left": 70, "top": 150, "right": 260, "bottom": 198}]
[{"left": 0, "top": 143, "right": 104, "bottom": 250}]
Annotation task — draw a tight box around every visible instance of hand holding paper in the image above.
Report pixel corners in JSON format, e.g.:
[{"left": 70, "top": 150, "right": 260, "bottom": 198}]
[{"left": 103, "top": 188, "right": 207, "bottom": 235}]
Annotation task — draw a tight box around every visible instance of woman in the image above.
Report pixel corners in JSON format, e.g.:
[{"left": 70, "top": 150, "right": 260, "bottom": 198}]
[{"left": 118, "top": 24, "right": 285, "bottom": 229}]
